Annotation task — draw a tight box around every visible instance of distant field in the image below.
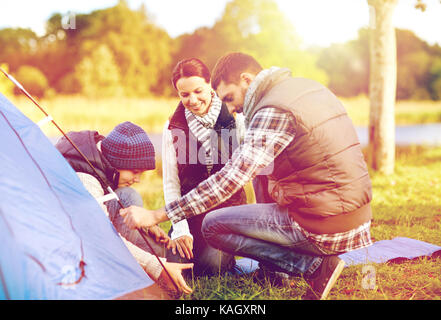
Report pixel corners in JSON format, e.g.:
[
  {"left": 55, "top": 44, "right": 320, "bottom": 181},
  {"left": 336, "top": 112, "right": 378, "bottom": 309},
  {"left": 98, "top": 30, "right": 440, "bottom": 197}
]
[
  {"left": 10, "top": 95, "right": 180, "bottom": 136},
  {"left": 341, "top": 95, "right": 441, "bottom": 126},
  {"left": 8, "top": 94, "right": 441, "bottom": 137}
]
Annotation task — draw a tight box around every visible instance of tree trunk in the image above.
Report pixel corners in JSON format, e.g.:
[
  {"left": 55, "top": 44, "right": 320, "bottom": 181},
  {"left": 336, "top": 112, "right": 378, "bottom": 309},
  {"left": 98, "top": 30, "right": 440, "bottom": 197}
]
[{"left": 367, "top": 0, "right": 397, "bottom": 175}]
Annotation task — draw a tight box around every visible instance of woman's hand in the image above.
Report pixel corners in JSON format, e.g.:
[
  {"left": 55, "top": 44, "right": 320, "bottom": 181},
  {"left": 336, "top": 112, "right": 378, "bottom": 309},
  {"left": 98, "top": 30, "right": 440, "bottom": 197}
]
[
  {"left": 170, "top": 235, "right": 194, "bottom": 260},
  {"left": 120, "top": 205, "right": 168, "bottom": 229},
  {"left": 147, "top": 225, "right": 171, "bottom": 246},
  {"left": 157, "top": 261, "right": 194, "bottom": 296}
]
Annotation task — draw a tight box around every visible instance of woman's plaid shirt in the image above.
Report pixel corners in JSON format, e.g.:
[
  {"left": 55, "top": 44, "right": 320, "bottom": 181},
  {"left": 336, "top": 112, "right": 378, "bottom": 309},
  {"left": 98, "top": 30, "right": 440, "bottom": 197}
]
[{"left": 165, "top": 107, "right": 372, "bottom": 253}]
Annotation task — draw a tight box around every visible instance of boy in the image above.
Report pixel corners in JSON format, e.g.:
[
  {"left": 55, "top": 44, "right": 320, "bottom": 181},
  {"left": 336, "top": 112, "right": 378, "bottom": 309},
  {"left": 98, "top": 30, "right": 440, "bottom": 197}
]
[{"left": 56, "top": 121, "right": 193, "bottom": 295}]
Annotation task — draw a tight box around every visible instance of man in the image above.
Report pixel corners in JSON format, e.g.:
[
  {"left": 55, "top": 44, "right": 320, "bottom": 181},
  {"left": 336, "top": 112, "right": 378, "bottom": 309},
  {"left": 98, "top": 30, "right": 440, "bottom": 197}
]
[
  {"left": 56, "top": 121, "right": 193, "bottom": 295},
  {"left": 121, "top": 53, "right": 373, "bottom": 300}
]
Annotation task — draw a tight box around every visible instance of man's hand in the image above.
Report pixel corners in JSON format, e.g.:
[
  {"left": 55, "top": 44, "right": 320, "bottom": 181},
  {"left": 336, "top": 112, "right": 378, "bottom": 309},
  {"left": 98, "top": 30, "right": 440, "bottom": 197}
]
[
  {"left": 170, "top": 235, "right": 194, "bottom": 260},
  {"left": 120, "top": 205, "right": 168, "bottom": 229},
  {"left": 157, "top": 261, "right": 194, "bottom": 296}
]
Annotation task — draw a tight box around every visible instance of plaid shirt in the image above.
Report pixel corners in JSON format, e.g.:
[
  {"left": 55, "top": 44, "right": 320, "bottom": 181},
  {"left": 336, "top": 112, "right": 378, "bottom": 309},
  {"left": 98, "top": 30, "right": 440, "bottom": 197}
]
[{"left": 165, "top": 107, "right": 372, "bottom": 253}]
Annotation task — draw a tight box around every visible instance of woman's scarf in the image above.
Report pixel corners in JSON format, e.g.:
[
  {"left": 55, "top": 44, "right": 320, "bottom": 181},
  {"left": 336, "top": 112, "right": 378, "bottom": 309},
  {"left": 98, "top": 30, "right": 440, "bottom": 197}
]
[{"left": 185, "top": 92, "right": 222, "bottom": 174}]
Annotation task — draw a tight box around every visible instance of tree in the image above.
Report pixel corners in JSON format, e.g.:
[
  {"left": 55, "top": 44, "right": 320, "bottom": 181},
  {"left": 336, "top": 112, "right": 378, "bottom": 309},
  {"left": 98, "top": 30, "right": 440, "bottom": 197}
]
[
  {"left": 429, "top": 57, "right": 441, "bottom": 100},
  {"left": 367, "top": 0, "right": 441, "bottom": 174},
  {"left": 74, "top": 44, "right": 123, "bottom": 98},
  {"left": 211, "top": 0, "right": 328, "bottom": 84},
  {"left": 367, "top": 0, "right": 398, "bottom": 175},
  {"left": 43, "top": 1, "right": 172, "bottom": 96},
  {"left": 395, "top": 29, "right": 434, "bottom": 100},
  {"left": 172, "top": 0, "right": 327, "bottom": 86},
  {"left": 0, "top": 64, "right": 14, "bottom": 96},
  {"left": 13, "top": 65, "right": 49, "bottom": 98},
  {"left": 0, "top": 28, "right": 39, "bottom": 72},
  {"left": 317, "top": 28, "right": 370, "bottom": 97}
]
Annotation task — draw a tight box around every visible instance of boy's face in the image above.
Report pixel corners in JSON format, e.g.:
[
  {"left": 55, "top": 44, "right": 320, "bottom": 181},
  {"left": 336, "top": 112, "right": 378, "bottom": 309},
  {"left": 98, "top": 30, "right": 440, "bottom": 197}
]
[{"left": 117, "top": 169, "right": 145, "bottom": 188}]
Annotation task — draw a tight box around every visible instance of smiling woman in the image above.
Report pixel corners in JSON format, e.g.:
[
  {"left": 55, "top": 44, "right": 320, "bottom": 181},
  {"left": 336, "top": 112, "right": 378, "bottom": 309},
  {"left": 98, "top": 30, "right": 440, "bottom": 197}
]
[
  {"left": 175, "top": 76, "right": 213, "bottom": 116},
  {"left": 162, "top": 57, "right": 247, "bottom": 277},
  {"left": 172, "top": 58, "right": 213, "bottom": 116}
]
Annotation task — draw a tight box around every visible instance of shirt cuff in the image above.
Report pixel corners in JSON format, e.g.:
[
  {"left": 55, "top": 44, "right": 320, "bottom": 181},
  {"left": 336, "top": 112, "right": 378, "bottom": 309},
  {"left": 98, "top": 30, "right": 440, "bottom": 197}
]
[{"left": 170, "top": 219, "right": 193, "bottom": 240}]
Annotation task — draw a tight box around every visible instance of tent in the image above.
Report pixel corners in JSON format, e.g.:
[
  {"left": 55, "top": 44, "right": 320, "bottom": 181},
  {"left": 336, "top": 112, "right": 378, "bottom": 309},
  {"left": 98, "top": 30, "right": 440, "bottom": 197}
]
[{"left": 0, "top": 92, "right": 163, "bottom": 299}]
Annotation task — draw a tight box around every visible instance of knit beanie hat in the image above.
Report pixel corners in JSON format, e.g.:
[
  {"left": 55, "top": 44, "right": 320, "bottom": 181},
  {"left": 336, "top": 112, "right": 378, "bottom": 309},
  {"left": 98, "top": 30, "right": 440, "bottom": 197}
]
[{"left": 101, "top": 121, "right": 155, "bottom": 171}]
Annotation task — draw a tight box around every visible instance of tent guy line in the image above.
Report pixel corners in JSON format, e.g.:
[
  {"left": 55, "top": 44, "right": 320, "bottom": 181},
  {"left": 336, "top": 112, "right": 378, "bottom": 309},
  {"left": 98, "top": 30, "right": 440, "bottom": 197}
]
[{"left": 0, "top": 67, "right": 179, "bottom": 294}]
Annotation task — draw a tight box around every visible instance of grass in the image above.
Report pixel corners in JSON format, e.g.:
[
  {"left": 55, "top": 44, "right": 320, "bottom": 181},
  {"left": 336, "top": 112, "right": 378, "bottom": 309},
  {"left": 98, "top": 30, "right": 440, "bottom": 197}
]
[
  {"left": 10, "top": 95, "right": 180, "bottom": 135},
  {"left": 135, "top": 145, "right": 441, "bottom": 300},
  {"left": 8, "top": 93, "right": 441, "bottom": 299},
  {"left": 341, "top": 95, "right": 441, "bottom": 126},
  {"left": 9, "top": 94, "right": 441, "bottom": 135}
]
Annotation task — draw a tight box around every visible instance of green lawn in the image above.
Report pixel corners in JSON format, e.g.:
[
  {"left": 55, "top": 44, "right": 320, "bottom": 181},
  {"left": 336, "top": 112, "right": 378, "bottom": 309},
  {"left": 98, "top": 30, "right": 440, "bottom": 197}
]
[
  {"left": 135, "top": 146, "right": 441, "bottom": 300},
  {"left": 9, "top": 93, "right": 441, "bottom": 299}
]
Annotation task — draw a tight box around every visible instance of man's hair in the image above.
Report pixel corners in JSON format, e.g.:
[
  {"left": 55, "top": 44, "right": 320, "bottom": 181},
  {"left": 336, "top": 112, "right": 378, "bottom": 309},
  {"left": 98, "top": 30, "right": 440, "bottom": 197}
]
[{"left": 211, "top": 52, "right": 263, "bottom": 90}]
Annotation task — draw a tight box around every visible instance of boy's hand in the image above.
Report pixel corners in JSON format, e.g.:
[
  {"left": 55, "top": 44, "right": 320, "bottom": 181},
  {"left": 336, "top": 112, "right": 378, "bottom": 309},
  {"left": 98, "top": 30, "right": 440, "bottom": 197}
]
[{"left": 157, "top": 262, "right": 194, "bottom": 296}]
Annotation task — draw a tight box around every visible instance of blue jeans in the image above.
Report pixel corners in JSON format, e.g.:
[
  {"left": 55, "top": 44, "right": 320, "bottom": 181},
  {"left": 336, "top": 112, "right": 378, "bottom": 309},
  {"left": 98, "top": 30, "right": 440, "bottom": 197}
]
[
  {"left": 202, "top": 203, "right": 332, "bottom": 277},
  {"left": 166, "top": 211, "right": 236, "bottom": 276},
  {"left": 106, "top": 187, "right": 166, "bottom": 257}
]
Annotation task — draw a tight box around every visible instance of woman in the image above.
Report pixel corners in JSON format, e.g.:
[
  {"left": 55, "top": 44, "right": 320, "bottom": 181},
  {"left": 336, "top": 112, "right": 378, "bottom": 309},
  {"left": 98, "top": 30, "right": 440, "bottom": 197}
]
[{"left": 162, "top": 58, "right": 247, "bottom": 276}]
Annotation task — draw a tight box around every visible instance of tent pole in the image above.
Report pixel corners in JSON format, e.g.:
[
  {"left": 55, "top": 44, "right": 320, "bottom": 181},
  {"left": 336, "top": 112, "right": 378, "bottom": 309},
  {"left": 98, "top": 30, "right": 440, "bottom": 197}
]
[{"left": 0, "top": 67, "right": 180, "bottom": 294}]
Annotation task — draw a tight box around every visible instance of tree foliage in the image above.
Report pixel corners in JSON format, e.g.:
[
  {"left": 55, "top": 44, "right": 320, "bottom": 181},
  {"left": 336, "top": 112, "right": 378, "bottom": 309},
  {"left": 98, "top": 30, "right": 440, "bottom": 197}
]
[
  {"left": 14, "top": 65, "right": 49, "bottom": 98},
  {"left": 317, "top": 28, "right": 441, "bottom": 100},
  {"left": 0, "top": 64, "right": 14, "bottom": 96},
  {"left": 0, "top": 0, "right": 439, "bottom": 100},
  {"left": 174, "top": 0, "right": 327, "bottom": 85},
  {"left": 46, "top": 1, "right": 173, "bottom": 97},
  {"left": 74, "top": 44, "right": 124, "bottom": 98}
]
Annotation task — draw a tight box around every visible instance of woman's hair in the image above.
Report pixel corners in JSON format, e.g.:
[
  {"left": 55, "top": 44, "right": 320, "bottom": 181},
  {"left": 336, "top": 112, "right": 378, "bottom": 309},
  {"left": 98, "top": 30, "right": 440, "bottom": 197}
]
[{"left": 171, "top": 58, "right": 211, "bottom": 90}]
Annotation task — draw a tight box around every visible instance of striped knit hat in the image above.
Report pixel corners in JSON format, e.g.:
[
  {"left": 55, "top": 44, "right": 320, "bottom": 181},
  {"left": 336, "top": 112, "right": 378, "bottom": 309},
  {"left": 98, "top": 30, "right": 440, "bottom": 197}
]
[{"left": 101, "top": 121, "right": 155, "bottom": 170}]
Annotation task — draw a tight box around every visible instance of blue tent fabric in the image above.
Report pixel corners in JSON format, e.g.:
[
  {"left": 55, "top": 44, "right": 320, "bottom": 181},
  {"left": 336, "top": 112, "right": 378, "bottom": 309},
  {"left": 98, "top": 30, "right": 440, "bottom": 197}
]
[
  {"left": 0, "top": 93, "right": 153, "bottom": 300},
  {"left": 233, "top": 237, "right": 441, "bottom": 275}
]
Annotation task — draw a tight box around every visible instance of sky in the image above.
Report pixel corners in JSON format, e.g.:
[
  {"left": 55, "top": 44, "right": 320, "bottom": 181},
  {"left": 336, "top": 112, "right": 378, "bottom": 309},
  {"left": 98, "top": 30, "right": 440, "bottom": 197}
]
[{"left": 0, "top": 0, "right": 440, "bottom": 47}]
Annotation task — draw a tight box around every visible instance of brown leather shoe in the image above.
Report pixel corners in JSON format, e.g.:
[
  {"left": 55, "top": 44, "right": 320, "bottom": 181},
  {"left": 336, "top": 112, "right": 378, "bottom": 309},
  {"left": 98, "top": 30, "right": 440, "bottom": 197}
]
[{"left": 304, "top": 256, "right": 345, "bottom": 300}]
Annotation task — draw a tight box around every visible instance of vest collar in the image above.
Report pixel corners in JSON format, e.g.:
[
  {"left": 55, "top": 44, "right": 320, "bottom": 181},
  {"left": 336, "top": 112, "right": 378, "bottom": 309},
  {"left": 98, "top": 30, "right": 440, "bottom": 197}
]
[{"left": 244, "top": 68, "right": 292, "bottom": 125}]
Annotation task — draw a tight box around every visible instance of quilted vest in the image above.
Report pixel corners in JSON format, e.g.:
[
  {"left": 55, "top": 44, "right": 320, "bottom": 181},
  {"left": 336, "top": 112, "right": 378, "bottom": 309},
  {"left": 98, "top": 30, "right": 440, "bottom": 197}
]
[
  {"left": 246, "top": 72, "right": 372, "bottom": 234},
  {"left": 168, "top": 102, "right": 247, "bottom": 208}
]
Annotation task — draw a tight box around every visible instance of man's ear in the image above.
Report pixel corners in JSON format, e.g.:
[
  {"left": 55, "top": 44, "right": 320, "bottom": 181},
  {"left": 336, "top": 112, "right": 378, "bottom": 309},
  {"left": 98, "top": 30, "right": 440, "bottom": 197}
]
[{"left": 240, "top": 72, "right": 255, "bottom": 85}]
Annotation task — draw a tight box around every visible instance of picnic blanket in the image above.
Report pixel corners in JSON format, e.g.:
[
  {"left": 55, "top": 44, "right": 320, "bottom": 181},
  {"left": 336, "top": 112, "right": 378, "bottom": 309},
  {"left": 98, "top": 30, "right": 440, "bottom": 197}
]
[
  {"left": 234, "top": 237, "right": 441, "bottom": 274},
  {"left": 339, "top": 237, "right": 441, "bottom": 266}
]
